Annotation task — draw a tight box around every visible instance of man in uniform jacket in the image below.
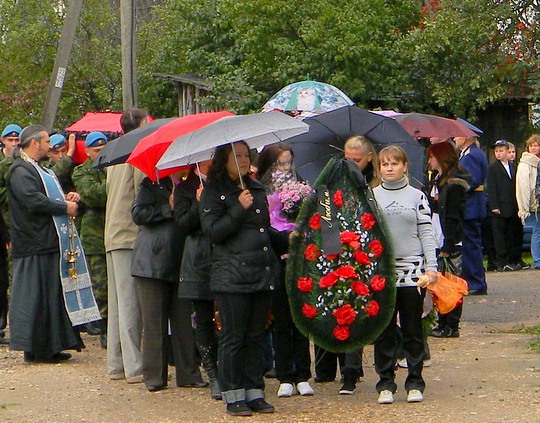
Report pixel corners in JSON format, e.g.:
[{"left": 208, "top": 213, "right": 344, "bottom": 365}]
[
  {"left": 455, "top": 136, "right": 488, "bottom": 295},
  {"left": 72, "top": 132, "right": 108, "bottom": 347}
]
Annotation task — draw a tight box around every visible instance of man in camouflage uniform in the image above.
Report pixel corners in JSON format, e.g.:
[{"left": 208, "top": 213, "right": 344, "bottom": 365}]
[
  {"left": 0, "top": 124, "right": 22, "bottom": 227},
  {"left": 0, "top": 124, "right": 21, "bottom": 345},
  {"left": 45, "top": 133, "right": 78, "bottom": 194},
  {"left": 72, "top": 132, "right": 108, "bottom": 348}
]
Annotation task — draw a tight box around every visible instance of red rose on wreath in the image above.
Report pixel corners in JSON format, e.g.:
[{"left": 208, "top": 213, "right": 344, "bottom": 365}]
[
  {"left": 319, "top": 272, "right": 338, "bottom": 288},
  {"left": 365, "top": 299, "right": 380, "bottom": 317},
  {"left": 340, "top": 231, "right": 359, "bottom": 244},
  {"left": 351, "top": 280, "right": 370, "bottom": 296},
  {"left": 304, "top": 244, "right": 320, "bottom": 261},
  {"left": 325, "top": 253, "right": 339, "bottom": 261},
  {"left": 333, "top": 190, "right": 343, "bottom": 207},
  {"left": 368, "top": 239, "right": 384, "bottom": 257},
  {"left": 361, "top": 213, "right": 376, "bottom": 230},
  {"left": 297, "top": 276, "right": 314, "bottom": 293},
  {"left": 309, "top": 213, "right": 321, "bottom": 230},
  {"left": 302, "top": 303, "right": 318, "bottom": 319},
  {"left": 333, "top": 325, "right": 350, "bottom": 341},
  {"left": 353, "top": 250, "right": 371, "bottom": 265},
  {"left": 370, "top": 275, "right": 386, "bottom": 292},
  {"left": 333, "top": 304, "right": 357, "bottom": 325},
  {"left": 334, "top": 265, "right": 358, "bottom": 279},
  {"left": 349, "top": 240, "right": 361, "bottom": 250}
]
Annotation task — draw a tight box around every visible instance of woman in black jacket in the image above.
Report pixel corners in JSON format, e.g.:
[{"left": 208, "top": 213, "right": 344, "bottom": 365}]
[
  {"left": 131, "top": 176, "right": 204, "bottom": 392},
  {"left": 199, "top": 141, "right": 289, "bottom": 417},
  {"left": 174, "top": 160, "right": 221, "bottom": 400},
  {"left": 257, "top": 143, "right": 314, "bottom": 398},
  {"left": 426, "top": 142, "right": 471, "bottom": 338}
]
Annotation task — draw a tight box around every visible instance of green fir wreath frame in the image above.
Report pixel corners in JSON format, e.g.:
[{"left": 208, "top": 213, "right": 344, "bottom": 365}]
[{"left": 286, "top": 157, "right": 396, "bottom": 352}]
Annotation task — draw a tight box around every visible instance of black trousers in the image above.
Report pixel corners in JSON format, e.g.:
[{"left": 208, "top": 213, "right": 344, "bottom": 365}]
[
  {"left": 0, "top": 257, "right": 8, "bottom": 333},
  {"left": 272, "top": 281, "right": 311, "bottom": 384},
  {"left": 374, "top": 287, "right": 425, "bottom": 394},
  {"left": 192, "top": 299, "right": 218, "bottom": 362},
  {"left": 491, "top": 215, "right": 523, "bottom": 266},
  {"left": 314, "top": 347, "right": 363, "bottom": 381},
  {"left": 135, "top": 278, "right": 203, "bottom": 387},
  {"left": 216, "top": 291, "right": 273, "bottom": 398}
]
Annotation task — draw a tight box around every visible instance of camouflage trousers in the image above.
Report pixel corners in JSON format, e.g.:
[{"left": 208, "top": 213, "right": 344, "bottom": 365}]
[{"left": 87, "top": 254, "right": 108, "bottom": 319}]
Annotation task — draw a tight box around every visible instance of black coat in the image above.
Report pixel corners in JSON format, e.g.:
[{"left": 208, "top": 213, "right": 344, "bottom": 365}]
[
  {"left": 199, "top": 175, "right": 289, "bottom": 294},
  {"left": 427, "top": 168, "right": 470, "bottom": 255},
  {"left": 7, "top": 159, "right": 67, "bottom": 258},
  {"left": 487, "top": 160, "right": 518, "bottom": 217},
  {"left": 174, "top": 171, "right": 213, "bottom": 300},
  {"left": 131, "top": 177, "right": 183, "bottom": 283}
]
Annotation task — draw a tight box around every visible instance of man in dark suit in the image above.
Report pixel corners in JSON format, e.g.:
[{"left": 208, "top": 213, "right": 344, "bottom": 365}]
[
  {"left": 455, "top": 136, "right": 489, "bottom": 295},
  {"left": 487, "top": 140, "right": 526, "bottom": 271}
]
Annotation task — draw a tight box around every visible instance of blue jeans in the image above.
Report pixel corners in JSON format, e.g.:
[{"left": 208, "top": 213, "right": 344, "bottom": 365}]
[{"left": 526, "top": 215, "right": 540, "bottom": 267}]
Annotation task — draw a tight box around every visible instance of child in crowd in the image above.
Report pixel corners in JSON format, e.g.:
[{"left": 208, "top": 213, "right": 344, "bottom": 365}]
[{"left": 372, "top": 146, "right": 438, "bottom": 404}]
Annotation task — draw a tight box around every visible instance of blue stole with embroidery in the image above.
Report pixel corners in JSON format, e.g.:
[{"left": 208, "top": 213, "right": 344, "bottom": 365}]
[{"left": 31, "top": 161, "right": 101, "bottom": 326}]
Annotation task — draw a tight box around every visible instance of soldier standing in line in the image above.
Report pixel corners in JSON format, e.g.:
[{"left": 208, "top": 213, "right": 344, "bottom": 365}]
[
  {"left": 72, "top": 132, "right": 108, "bottom": 348},
  {"left": 45, "top": 133, "right": 78, "bottom": 194},
  {"left": 0, "top": 124, "right": 21, "bottom": 346}
]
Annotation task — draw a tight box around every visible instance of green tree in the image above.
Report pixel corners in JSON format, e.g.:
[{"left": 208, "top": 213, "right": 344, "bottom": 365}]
[
  {"left": 394, "top": 0, "right": 540, "bottom": 118},
  {"left": 137, "top": 0, "right": 421, "bottom": 114}
]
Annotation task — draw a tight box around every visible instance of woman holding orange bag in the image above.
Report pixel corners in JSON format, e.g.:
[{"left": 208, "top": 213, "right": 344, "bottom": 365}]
[{"left": 426, "top": 142, "right": 471, "bottom": 338}]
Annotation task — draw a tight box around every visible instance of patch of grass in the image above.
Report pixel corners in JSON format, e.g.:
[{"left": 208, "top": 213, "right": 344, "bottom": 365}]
[
  {"left": 0, "top": 403, "right": 21, "bottom": 409},
  {"left": 519, "top": 325, "right": 540, "bottom": 352}
]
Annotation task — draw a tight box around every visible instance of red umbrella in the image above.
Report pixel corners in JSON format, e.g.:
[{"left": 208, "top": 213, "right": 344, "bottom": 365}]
[
  {"left": 127, "top": 111, "right": 234, "bottom": 181},
  {"left": 65, "top": 111, "right": 124, "bottom": 164},
  {"left": 394, "top": 112, "right": 477, "bottom": 139}
]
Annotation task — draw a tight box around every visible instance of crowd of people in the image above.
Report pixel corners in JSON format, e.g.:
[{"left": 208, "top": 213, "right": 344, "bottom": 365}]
[{"left": 0, "top": 109, "right": 538, "bottom": 417}]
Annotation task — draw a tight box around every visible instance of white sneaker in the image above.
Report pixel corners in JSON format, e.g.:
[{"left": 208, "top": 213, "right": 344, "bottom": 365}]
[
  {"left": 378, "top": 390, "right": 394, "bottom": 404},
  {"left": 296, "top": 381, "right": 315, "bottom": 396},
  {"left": 277, "top": 383, "right": 296, "bottom": 397},
  {"left": 407, "top": 389, "right": 424, "bottom": 403},
  {"left": 398, "top": 358, "right": 431, "bottom": 368}
]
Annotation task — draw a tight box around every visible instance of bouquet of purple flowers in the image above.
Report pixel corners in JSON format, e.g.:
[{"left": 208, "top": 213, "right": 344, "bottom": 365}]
[{"left": 277, "top": 180, "right": 313, "bottom": 220}]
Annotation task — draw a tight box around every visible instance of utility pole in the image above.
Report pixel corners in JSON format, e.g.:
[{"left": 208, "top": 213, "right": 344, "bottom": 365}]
[
  {"left": 41, "top": 0, "right": 84, "bottom": 132},
  {"left": 120, "top": 0, "right": 138, "bottom": 109}
]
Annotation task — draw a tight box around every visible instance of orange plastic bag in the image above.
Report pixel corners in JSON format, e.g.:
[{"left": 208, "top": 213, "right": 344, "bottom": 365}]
[{"left": 427, "top": 271, "right": 468, "bottom": 314}]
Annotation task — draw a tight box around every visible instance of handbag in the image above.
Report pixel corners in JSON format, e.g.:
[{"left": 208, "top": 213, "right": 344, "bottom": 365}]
[{"left": 429, "top": 255, "right": 468, "bottom": 314}]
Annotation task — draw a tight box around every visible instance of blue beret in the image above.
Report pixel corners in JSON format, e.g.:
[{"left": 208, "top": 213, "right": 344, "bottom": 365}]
[
  {"left": 2, "top": 124, "right": 22, "bottom": 138},
  {"left": 49, "top": 134, "right": 66, "bottom": 150},
  {"left": 85, "top": 131, "right": 107, "bottom": 148}
]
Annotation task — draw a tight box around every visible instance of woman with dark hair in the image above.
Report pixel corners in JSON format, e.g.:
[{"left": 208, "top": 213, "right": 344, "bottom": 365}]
[
  {"left": 257, "top": 143, "right": 314, "bottom": 398},
  {"left": 199, "top": 142, "right": 290, "bottom": 416},
  {"left": 175, "top": 160, "right": 221, "bottom": 400},
  {"left": 131, "top": 176, "right": 205, "bottom": 392},
  {"left": 426, "top": 142, "right": 470, "bottom": 338},
  {"left": 257, "top": 143, "right": 295, "bottom": 191}
]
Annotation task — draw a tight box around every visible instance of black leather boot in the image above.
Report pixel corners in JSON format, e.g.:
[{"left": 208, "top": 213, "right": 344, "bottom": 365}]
[
  {"left": 0, "top": 294, "right": 8, "bottom": 332},
  {"left": 199, "top": 345, "right": 221, "bottom": 400},
  {"left": 99, "top": 318, "right": 107, "bottom": 349}
]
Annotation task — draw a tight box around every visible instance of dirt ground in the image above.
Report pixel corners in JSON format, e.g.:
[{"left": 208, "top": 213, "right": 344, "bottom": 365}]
[{"left": 1, "top": 270, "right": 539, "bottom": 423}]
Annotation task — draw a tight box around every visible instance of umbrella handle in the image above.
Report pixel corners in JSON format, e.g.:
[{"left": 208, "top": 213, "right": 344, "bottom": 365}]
[{"left": 231, "top": 143, "right": 245, "bottom": 190}]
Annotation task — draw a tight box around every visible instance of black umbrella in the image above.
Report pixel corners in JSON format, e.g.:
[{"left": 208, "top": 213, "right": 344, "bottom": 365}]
[
  {"left": 93, "top": 118, "right": 175, "bottom": 168},
  {"left": 286, "top": 105, "right": 425, "bottom": 188}
]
